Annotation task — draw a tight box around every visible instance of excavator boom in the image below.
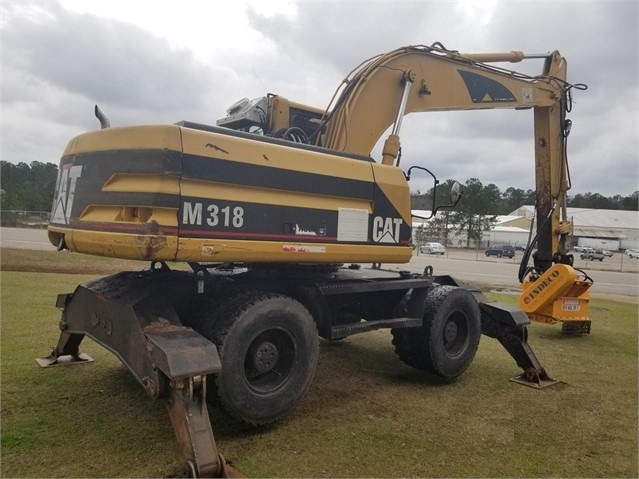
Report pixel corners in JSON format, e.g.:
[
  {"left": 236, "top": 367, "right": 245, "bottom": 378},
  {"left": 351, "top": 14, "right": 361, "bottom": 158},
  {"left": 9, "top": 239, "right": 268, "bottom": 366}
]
[{"left": 319, "top": 45, "right": 565, "bottom": 157}]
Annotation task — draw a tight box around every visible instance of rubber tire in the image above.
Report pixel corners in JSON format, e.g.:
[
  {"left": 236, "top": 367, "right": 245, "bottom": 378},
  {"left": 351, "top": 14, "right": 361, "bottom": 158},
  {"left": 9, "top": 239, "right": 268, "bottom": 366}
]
[
  {"left": 497, "top": 252, "right": 502, "bottom": 258},
  {"left": 391, "top": 285, "right": 481, "bottom": 379},
  {"left": 197, "top": 291, "right": 319, "bottom": 426}
]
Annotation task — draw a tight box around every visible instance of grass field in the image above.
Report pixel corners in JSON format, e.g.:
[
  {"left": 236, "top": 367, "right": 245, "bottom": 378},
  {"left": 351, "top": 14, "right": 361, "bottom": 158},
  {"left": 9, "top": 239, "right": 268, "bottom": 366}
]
[{"left": 1, "top": 248, "right": 637, "bottom": 477}]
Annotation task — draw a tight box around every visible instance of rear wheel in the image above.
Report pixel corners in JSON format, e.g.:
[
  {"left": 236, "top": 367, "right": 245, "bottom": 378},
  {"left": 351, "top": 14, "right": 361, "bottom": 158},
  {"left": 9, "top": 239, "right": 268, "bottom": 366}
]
[
  {"left": 194, "top": 291, "right": 319, "bottom": 425},
  {"left": 391, "top": 285, "right": 481, "bottom": 379}
]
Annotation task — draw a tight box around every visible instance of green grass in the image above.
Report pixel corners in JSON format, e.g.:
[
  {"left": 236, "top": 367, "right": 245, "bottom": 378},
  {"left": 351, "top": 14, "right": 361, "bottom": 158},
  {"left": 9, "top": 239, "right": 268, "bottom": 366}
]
[
  {"left": 1, "top": 251, "right": 637, "bottom": 477},
  {"left": 0, "top": 247, "right": 147, "bottom": 275}
]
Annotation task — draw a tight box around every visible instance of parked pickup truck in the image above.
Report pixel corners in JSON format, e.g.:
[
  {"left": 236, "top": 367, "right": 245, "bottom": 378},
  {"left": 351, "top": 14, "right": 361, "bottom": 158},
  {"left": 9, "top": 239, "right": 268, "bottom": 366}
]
[{"left": 580, "top": 249, "right": 605, "bottom": 261}]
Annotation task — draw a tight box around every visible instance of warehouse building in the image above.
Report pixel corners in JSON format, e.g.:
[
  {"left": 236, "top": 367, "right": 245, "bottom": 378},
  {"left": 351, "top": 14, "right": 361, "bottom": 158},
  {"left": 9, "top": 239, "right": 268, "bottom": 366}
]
[
  {"left": 511, "top": 206, "right": 639, "bottom": 251},
  {"left": 412, "top": 206, "right": 639, "bottom": 252}
]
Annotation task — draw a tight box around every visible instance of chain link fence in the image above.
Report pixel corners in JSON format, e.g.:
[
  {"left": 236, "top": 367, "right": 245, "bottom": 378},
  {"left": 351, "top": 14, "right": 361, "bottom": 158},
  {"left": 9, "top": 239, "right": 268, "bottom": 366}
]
[{"left": 1, "top": 211, "right": 50, "bottom": 229}]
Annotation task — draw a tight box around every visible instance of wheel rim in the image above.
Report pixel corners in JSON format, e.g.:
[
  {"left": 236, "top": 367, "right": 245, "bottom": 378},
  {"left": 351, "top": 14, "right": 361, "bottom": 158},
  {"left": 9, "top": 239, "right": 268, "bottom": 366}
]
[
  {"left": 442, "top": 310, "right": 470, "bottom": 357},
  {"left": 244, "top": 328, "right": 296, "bottom": 394}
]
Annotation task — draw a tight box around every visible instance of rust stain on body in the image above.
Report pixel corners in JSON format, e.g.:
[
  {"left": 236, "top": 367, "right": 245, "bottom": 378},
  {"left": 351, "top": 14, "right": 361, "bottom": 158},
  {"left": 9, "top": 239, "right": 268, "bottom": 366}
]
[
  {"left": 136, "top": 221, "right": 168, "bottom": 260},
  {"left": 205, "top": 143, "right": 229, "bottom": 154}
]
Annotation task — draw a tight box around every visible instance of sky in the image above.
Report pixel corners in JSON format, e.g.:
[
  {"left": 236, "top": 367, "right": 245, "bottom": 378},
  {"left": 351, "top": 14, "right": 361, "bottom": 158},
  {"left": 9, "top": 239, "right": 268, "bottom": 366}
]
[{"left": 1, "top": 0, "right": 637, "bottom": 197}]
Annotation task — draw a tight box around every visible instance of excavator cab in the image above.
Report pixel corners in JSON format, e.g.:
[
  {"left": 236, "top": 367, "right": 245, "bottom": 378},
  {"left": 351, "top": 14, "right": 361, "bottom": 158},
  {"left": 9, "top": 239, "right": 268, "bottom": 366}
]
[{"left": 217, "top": 94, "right": 324, "bottom": 143}]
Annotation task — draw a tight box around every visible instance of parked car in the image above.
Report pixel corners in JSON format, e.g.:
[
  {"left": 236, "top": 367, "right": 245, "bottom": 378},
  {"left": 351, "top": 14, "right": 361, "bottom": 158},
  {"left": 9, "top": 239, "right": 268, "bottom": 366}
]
[
  {"left": 484, "top": 245, "right": 515, "bottom": 258},
  {"left": 573, "top": 245, "right": 594, "bottom": 253},
  {"left": 420, "top": 242, "right": 446, "bottom": 255},
  {"left": 624, "top": 248, "right": 639, "bottom": 259},
  {"left": 580, "top": 249, "right": 605, "bottom": 261}
]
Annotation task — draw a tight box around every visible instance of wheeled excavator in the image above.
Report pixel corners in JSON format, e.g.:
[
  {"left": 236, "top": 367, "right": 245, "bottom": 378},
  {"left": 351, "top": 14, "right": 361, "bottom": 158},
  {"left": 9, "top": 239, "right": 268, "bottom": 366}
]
[{"left": 40, "top": 43, "right": 590, "bottom": 477}]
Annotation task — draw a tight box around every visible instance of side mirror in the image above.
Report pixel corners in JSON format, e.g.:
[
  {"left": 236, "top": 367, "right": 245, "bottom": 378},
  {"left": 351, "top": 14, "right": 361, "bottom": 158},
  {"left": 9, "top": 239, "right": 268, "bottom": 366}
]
[
  {"left": 450, "top": 181, "right": 462, "bottom": 206},
  {"left": 405, "top": 167, "right": 463, "bottom": 219}
]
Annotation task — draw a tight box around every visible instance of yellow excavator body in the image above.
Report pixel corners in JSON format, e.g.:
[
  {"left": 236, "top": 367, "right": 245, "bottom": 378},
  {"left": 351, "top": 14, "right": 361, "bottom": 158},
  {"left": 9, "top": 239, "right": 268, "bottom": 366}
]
[{"left": 48, "top": 123, "right": 412, "bottom": 264}]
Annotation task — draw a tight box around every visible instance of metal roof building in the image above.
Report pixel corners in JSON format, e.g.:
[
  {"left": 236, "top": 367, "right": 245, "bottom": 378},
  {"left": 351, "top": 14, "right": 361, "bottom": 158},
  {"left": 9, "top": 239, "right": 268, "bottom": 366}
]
[
  {"left": 412, "top": 206, "right": 639, "bottom": 251},
  {"left": 510, "top": 206, "right": 639, "bottom": 250}
]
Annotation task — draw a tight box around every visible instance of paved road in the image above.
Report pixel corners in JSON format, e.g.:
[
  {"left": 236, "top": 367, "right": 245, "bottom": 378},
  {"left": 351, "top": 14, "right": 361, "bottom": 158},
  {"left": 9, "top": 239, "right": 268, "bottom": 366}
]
[
  {"left": 2, "top": 227, "right": 637, "bottom": 299},
  {"left": 1, "top": 227, "right": 56, "bottom": 250},
  {"left": 399, "top": 251, "right": 638, "bottom": 299}
]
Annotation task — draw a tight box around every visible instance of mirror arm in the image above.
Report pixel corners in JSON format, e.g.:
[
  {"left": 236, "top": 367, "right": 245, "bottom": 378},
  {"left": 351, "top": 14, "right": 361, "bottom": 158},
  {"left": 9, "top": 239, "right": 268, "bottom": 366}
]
[{"left": 405, "top": 166, "right": 462, "bottom": 219}]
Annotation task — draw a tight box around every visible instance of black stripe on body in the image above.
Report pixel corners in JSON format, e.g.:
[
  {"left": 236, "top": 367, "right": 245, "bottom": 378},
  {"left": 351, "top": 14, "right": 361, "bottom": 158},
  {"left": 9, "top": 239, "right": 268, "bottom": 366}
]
[
  {"left": 179, "top": 196, "right": 344, "bottom": 242},
  {"left": 181, "top": 154, "right": 374, "bottom": 200},
  {"left": 50, "top": 142, "right": 410, "bottom": 245}
]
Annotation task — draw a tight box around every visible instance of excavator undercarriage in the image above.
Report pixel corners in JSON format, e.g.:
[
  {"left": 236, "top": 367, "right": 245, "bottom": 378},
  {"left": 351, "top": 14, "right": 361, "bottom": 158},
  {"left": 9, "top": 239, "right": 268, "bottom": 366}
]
[{"left": 40, "top": 262, "right": 556, "bottom": 476}]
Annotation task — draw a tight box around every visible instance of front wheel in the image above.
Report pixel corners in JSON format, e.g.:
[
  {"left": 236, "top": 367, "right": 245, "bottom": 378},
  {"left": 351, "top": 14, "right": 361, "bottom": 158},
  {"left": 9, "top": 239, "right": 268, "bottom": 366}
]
[
  {"left": 197, "top": 291, "right": 319, "bottom": 425},
  {"left": 391, "top": 285, "right": 481, "bottom": 379}
]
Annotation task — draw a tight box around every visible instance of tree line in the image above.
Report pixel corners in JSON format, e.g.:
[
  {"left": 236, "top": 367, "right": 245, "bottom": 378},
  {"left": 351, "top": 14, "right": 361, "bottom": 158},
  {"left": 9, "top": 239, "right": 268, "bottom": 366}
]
[
  {"left": 1, "top": 161, "right": 58, "bottom": 212},
  {"left": 411, "top": 178, "right": 638, "bottom": 247},
  {"left": 412, "top": 180, "right": 639, "bottom": 214}
]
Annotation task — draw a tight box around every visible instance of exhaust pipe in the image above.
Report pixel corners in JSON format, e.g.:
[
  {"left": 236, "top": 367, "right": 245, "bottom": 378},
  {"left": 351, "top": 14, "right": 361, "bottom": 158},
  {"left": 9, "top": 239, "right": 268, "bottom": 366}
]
[{"left": 94, "top": 104, "right": 110, "bottom": 129}]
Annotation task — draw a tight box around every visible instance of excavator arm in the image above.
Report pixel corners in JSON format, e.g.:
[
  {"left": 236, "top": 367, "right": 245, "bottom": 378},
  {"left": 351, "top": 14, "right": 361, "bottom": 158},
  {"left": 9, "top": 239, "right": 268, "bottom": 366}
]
[
  {"left": 318, "top": 45, "right": 565, "bottom": 162},
  {"left": 310, "top": 43, "right": 591, "bottom": 332}
]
